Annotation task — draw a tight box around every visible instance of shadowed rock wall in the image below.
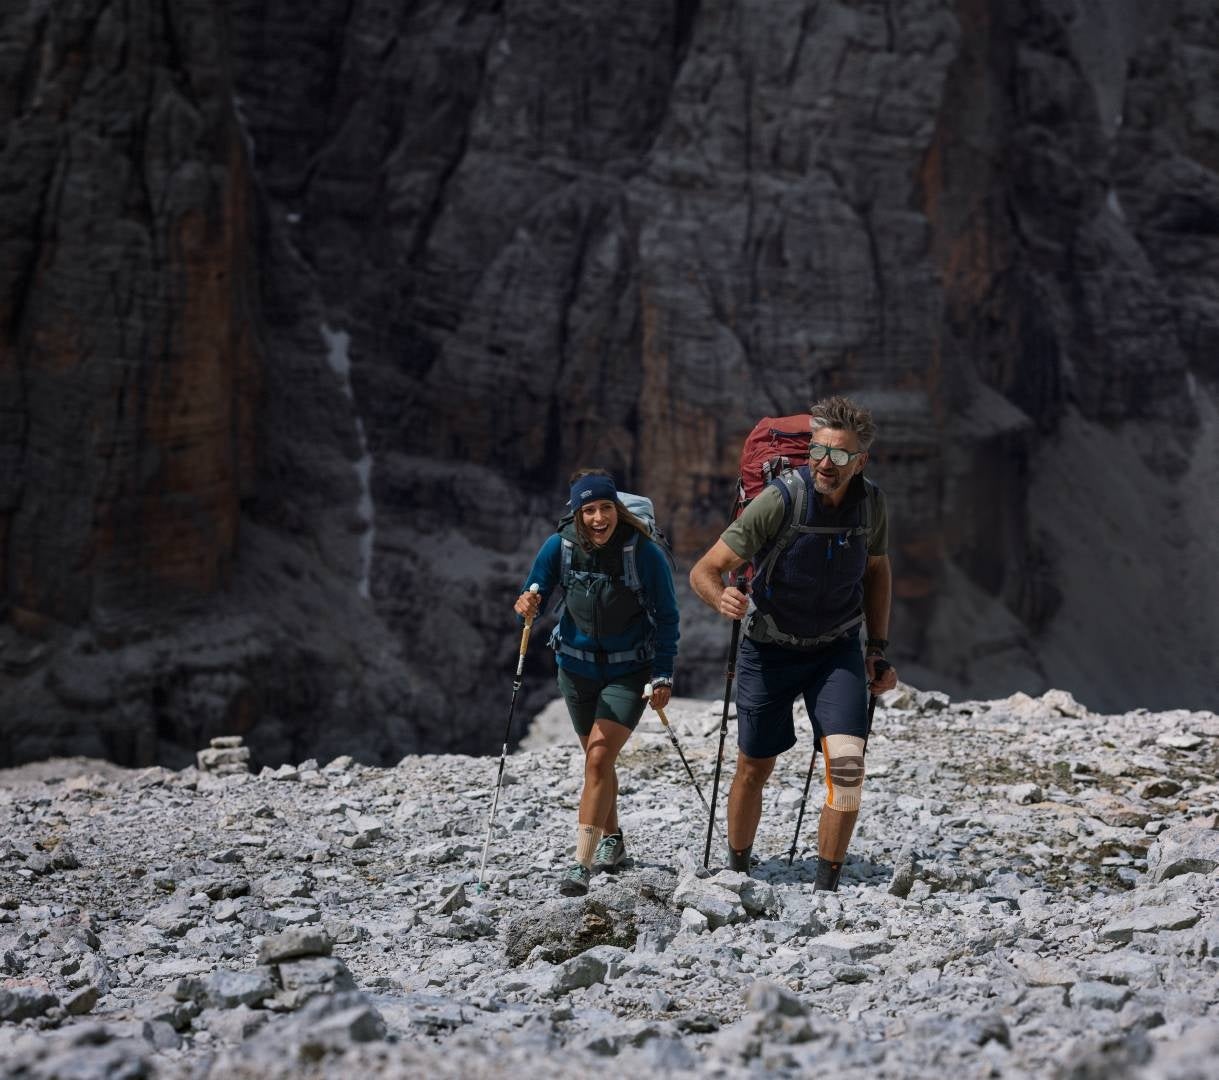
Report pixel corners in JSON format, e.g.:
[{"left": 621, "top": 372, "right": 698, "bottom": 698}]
[
  {"left": 1, "top": 0, "right": 1216, "bottom": 766},
  {"left": 0, "top": 0, "right": 258, "bottom": 627}
]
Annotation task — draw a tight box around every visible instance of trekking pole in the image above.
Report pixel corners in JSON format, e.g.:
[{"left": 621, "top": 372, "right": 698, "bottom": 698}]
[
  {"left": 472, "top": 583, "right": 540, "bottom": 897},
  {"left": 787, "top": 741, "right": 818, "bottom": 866},
  {"left": 863, "top": 660, "right": 890, "bottom": 755},
  {"left": 646, "top": 683, "right": 725, "bottom": 848},
  {"left": 787, "top": 659, "right": 891, "bottom": 867},
  {"left": 704, "top": 571, "right": 745, "bottom": 869}
]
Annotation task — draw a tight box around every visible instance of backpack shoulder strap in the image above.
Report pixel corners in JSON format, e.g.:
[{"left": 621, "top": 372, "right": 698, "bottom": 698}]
[
  {"left": 548, "top": 536, "right": 575, "bottom": 631},
  {"left": 560, "top": 535, "right": 575, "bottom": 582},
  {"left": 620, "top": 533, "right": 653, "bottom": 611},
  {"left": 754, "top": 470, "right": 807, "bottom": 588},
  {"left": 621, "top": 535, "right": 640, "bottom": 592}
]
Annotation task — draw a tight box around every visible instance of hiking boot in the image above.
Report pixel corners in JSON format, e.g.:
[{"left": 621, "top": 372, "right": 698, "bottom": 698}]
[
  {"left": 814, "top": 856, "right": 843, "bottom": 892},
  {"left": 592, "top": 832, "right": 626, "bottom": 872},
  {"left": 727, "top": 844, "right": 753, "bottom": 874},
  {"left": 558, "top": 864, "right": 591, "bottom": 896}
]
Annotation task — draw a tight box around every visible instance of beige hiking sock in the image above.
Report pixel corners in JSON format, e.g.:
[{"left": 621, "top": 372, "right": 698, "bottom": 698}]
[{"left": 574, "top": 823, "right": 604, "bottom": 868}]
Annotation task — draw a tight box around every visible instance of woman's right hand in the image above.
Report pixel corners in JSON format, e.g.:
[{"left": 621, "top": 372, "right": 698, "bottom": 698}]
[{"left": 514, "top": 590, "right": 541, "bottom": 619}]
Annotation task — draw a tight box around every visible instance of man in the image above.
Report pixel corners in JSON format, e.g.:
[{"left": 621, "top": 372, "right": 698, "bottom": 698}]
[{"left": 689, "top": 395, "right": 898, "bottom": 891}]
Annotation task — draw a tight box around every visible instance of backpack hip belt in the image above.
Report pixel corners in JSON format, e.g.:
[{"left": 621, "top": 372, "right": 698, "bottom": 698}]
[
  {"left": 744, "top": 610, "right": 865, "bottom": 651},
  {"left": 549, "top": 638, "right": 654, "bottom": 666}
]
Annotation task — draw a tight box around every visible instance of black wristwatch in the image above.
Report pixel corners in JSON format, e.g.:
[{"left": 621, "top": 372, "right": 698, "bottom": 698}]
[{"left": 865, "top": 637, "right": 888, "bottom": 655}]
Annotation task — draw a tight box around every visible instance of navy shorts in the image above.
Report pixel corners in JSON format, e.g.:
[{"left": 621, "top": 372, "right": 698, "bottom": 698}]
[{"left": 734, "top": 635, "right": 868, "bottom": 759}]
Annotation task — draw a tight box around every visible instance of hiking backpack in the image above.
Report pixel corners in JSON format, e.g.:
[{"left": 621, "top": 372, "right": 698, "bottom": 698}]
[{"left": 735, "top": 414, "right": 816, "bottom": 512}]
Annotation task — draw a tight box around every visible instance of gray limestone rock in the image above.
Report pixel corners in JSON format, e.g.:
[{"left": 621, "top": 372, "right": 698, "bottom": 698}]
[
  {"left": 672, "top": 872, "right": 747, "bottom": 928},
  {"left": 502, "top": 897, "right": 640, "bottom": 966},
  {"left": 1070, "top": 979, "right": 1134, "bottom": 1012},
  {"left": 807, "top": 931, "right": 894, "bottom": 963},
  {"left": 1146, "top": 825, "right": 1219, "bottom": 881},
  {"left": 546, "top": 951, "right": 612, "bottom": 997},
  {"left": 274, "top": 956, "right": 356, "bottom": 1009},
  {"left": 197, "top": 747, "right": 252, "bottom": 775},
  {"left": 203, "top": 967, "right": 277, "bottom": 1010},
  {"left": 1098, "top": 905, "right": 1202, "bottom": 943},
  {"left": 0, "top": 982, "right": 59, "bottom": 1021},
  {"left": 256, "top": 927, "right": 334, "bottom": 965}
]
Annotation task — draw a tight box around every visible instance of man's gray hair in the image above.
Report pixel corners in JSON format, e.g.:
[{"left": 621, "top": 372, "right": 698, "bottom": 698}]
[{"left": 807, "top": 395, "right": 877, "bottom": 450}]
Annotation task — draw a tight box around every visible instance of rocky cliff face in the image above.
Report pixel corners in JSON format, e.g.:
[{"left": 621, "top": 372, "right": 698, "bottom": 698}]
[{"left": 1, "top": 0, "right": 1217, "bottom": 767}]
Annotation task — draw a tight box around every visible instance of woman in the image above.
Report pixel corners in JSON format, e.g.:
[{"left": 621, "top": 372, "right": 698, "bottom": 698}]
[{"left": 515, "top": 469, "right": 679, "bottom": 896}]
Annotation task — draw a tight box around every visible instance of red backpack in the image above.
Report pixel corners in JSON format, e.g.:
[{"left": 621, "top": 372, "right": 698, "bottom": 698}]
[{"left": 734, "top": 414, "right": 812, "bottom": 514}]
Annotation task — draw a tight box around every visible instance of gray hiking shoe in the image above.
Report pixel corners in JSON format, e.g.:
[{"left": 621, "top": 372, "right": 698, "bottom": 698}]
[
  {"left": 592, "top": 832, "right": 626, "bottom": 872},
  {"left": 558, "top": 864, "right": 591, "bottom": 896}
]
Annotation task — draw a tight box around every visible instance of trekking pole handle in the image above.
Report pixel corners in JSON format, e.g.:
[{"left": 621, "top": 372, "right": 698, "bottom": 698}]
[
  {"left": 726, "top": 569, "right": 749, "bottom": 624},
  {"left": 517, "top": 584, "right": 540, "bottom": 669},
  {"left": 643, "top": 682, "right": 670, "bottom": 727},
  {"left": 868, "top": 657, "right": 891, "bottom": 689}
]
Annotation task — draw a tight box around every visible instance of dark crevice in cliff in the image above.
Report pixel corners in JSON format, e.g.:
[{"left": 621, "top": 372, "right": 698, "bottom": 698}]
[
  {"left": 13, "top": 8, "right": 49, "bottom": 118},
  {"left": 404, "top": 9, "right": 504, "bottom": 269},
  {"left": 530, "top": 396, "right": 563, "bottom": 493},
  {"left": 672, "top": 0, "right": 700, "bottom": 67},
  {"left": 862, "top": 202, "right": 887, "bottom": 354},
  {"left": 784, "top": 3, "right": 815, "bottom": 86},
  {"left": 636, "top": 0, "right": 699, "bottom": 170},
  {"left": 554, "top": 206, "right": 594, "bottom": 409},
  {"left": 458, "top": 0, "right": 504, "bottom": 26},
  {"left": 159, "top": 0, "right": 198, "bottom": 114}
]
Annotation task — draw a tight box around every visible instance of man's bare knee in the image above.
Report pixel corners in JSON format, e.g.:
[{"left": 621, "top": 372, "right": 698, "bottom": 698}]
[{"left": 734, "top": 753, "right": 776, "bottom": 789}]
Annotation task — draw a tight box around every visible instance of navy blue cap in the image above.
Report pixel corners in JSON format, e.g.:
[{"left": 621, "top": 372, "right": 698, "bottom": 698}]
[{"left": 569, "top": 475, "right": 618, "bottom": 510}]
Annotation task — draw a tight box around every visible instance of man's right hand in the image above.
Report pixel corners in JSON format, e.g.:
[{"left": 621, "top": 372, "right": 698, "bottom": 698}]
[
  {"left": 690, "top": 539, "right": 749, "bottom": 618},
  {"left": 718, "top": 586, "right": 749, "bottom": 621}
]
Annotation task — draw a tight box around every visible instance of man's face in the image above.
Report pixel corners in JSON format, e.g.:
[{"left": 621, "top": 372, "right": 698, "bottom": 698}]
[{"left": 809, "top": 427, "right": 867, "bottom": 503}]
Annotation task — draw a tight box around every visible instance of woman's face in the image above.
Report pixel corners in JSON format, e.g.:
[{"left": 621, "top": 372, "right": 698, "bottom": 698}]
[{"left": 580, "top": 499, "right": 618, "bottom": 546}]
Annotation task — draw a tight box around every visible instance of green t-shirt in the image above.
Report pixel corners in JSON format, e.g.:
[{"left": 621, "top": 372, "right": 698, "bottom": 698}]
[{"left": 721, "top": 479, "right": 888, "bottom": 561}]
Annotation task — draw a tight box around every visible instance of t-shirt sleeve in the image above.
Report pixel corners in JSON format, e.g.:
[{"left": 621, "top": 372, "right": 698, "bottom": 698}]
[
  {"left": 868, "top": 486, "right": 888, "bottom": 556},
  {"left": 720, "top": 485, "right": 787, "bottom": 562}
]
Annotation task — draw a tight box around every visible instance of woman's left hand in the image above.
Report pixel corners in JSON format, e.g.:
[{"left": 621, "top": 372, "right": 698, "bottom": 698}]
[{"left": 648, "top": 685, "right": 671, "bottom": 711}]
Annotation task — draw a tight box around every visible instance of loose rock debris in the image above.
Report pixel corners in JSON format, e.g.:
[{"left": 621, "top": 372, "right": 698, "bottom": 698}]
[{"left": 1, "top": 686, "right": 1217, "bottom": 1077}]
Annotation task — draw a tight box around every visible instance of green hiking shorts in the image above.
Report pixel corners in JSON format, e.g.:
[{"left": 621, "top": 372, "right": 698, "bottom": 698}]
[{"left": 556, "top": 667, "right": 651, "bottom": 738}]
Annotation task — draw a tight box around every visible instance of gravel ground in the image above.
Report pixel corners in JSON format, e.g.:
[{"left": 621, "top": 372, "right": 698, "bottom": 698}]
[{"left": 2, "top": 685, "right": 1218, "bottom": 1078}]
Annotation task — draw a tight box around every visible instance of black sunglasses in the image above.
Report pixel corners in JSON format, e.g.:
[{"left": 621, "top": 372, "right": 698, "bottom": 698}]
[{"left": 809, "top": 442, "right": 864, "bottom": 467}]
